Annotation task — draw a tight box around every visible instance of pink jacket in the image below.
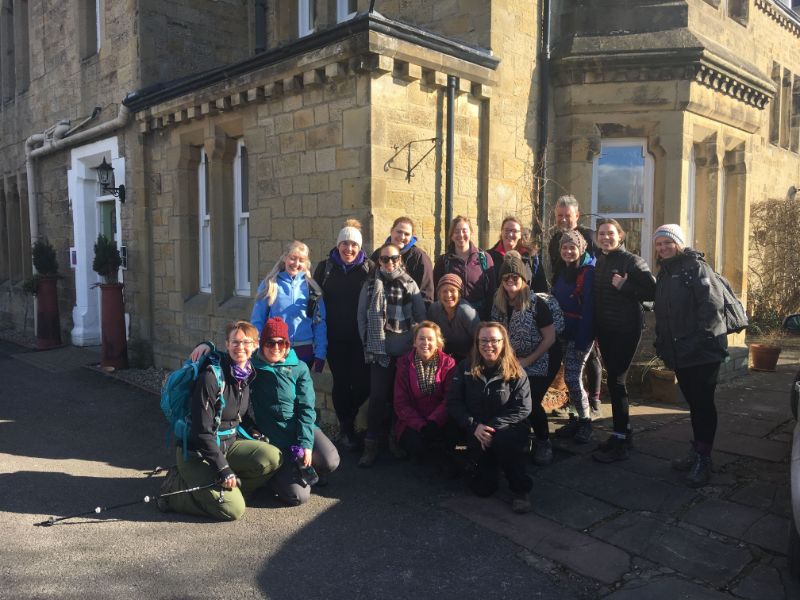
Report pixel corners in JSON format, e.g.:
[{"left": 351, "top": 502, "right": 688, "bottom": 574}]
[{"left": 393, "top": 349, "right": 456, "bottom": 440}]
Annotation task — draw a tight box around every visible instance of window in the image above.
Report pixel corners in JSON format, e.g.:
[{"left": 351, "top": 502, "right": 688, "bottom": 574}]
[
  {"left": 298, "top": 0, "right": 314, "bottom": 37},
  {"left": 79, "top": 0, "right": 100, "bottom": 58},
  {"left": 14, "top": 0, "right": 29, "bottom": 92},
  {"left": 792, "top": 75, "right": 800, "bottom": 153},
  {"left": 770, "top": 62, "right": 781, "bottom": 145},
  {"left": 1, "top": 1, "right": 15, "bottom": 102},
  {"left": 337, "top": 0, "right": 357, "bottom": 22},
  {"left": 716, "top": 165, "right": 727, "bottom": 272},
  {"left": 591, "top": 139, "right": 654, "bottom": 265},
  {"left": 233, "top": 141, "right": 250, "bottom": 296},
  {"left": 198, "top": 149, "right": 211, "bottom": 293},
  {"left": 727, "top": 0, "right": 748, "bottom": 25},
  {"left": 781, "top": 68, "right": 792, "bottom": 149}
]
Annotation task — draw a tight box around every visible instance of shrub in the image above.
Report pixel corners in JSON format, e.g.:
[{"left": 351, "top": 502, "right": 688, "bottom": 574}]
[
  {"left": 92, "top": 234, "right": 121, "bottom": 283},
  {"left": 32, "top": 239, "right": 58, "bottom": 276}
]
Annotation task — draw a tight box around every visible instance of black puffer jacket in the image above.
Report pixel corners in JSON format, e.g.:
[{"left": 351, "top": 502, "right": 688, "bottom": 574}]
[
  {"left": 313, "top": 252, "right": 373, "bottom": 342},
  {"left": 654, "top": 249, "right": 728, "bottom": 370},
  {"left": 447, "top": 361, "right": 531, "bottom": 433},
  {"left": 189, "top": 353, "right": 257, "bottom": 480},
  {"left": 594, "top": 247, "right": 656, "bottom": 333}
]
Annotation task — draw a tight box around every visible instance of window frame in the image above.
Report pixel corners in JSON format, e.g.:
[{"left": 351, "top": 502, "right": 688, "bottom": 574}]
[
  {"left": 298, "top": 0, "right": 315, "bottom": 37},
  {"left": 233, "top": 140, "right": 250, "bottom": 297},
  {"left": 590, "top": 138, "right": 655, "bottom": 266},
  {"left": 198, "top": 149, "right": 211, "bottom": 294},
  {"left": 336, "top": 0, "right": 357, "bottom": 22}
]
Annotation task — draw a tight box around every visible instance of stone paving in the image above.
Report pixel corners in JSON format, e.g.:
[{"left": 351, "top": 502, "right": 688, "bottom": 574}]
[{"left": 447, "top": 350, "right": 800, "bottom": 598}]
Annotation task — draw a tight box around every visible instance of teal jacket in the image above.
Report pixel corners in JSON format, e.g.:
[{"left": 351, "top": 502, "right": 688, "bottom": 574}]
[{"left": 250, "top": 348, "right": 317, "bottom": 450}]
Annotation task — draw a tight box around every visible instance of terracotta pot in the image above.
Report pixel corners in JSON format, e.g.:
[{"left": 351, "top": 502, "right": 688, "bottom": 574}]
[
  {"left": 100, "top": 283, "right": 128, "bottom": 369},
  {"left": 35, "top": 275, "right": 62, "bottom": 350},
  {"left": 749, "top": 343, "right": 782, "bottom": 372},
  {"left": 649, "top": 367, "right": 680, "bottom": 404}
]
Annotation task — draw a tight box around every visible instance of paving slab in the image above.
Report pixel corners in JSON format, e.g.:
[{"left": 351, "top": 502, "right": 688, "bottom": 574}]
[
  {"left": 633, "top": 433, "right": 740, "bottom": 468},
  {"left": 593, "top": 512, "right": 752, "bottom": 587},
  {"left": 651, "top": 423, "right": 789, "bottom": 462},
  {"left": 682, "top": 497, "right": 765, "bottom": 539},
  {"left": 729, "top": 481, "right": 791, "bottom": 517},
  {"left": 733, "top": 563, "right": 787, "bottom": 600},
  {"left": 442, "top": 495, "right": 630, "bottom": 584},
  {"left": 540, "top": 456, "right": 698, "bottom": 513},
  {"left": 742, "top": 513, "right": 790, "bottom": 555},
  {"left": 605, "top": 576, "right": 731, "bottom": 600},
  {"left": 529, "top": 478, "right": 619, "bottom": 530},
  {"left": 11, "top": 345, "right": 101, "bottom": 373},
  {"left": 716, "top": 413, "right": 784, "bottom": 437}
]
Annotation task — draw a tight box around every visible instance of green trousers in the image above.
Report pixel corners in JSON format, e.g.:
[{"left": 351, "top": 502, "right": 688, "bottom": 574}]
[{"left": 165, "top": 439, "right": 282, "bottom": 521}]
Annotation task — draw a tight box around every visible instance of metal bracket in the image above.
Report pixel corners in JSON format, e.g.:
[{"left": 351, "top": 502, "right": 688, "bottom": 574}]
[{"left": 383, "top": 137, "right": 440, "bottom": 182}]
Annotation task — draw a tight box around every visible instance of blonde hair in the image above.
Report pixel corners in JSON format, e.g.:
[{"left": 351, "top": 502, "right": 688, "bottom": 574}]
[
  {"left": 492, "top": 278, "right": 531, "bottom": 318},
  {"left": 412, "top": 320, "right": 445, "bottom": 352},
  {"left": 257, "top": 240, "right": 322, "bottom": 305},
  {"left": 469, "top": 322, "right": 525, "bottom": 381},
  {"left": 343, "top": 218, "right": 362, "bottom": 229}
]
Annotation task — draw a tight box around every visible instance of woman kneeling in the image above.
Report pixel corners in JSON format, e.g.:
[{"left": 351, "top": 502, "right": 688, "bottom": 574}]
[
  {"left": 251, "top": 317, "right": 340, "bottom": 506},
  {"left": 447, "top": 322, "right": 533, "bottom": 513},
  {"left": 159, "top": 321, "right": 281, "bottom": 521}
]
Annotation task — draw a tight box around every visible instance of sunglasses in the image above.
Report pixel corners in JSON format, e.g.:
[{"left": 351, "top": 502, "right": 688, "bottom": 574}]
[
  {"left": 262, "top": 339, "right": 289, "bottom": 348},
  {"left": 379, "top": 255, "right": 401, "bottom": 264},
  {"left": 502, "top": 274, "right": 522, "bottom": 282}
]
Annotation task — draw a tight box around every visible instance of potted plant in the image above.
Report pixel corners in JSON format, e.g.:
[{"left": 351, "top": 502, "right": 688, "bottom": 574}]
[
  {"left": 92, "top": 234, "right": 128, "bottom": 369},
  {"left": 748, "top": 325, "right": 784, "bottom": 372},
  {"left": 30, "top": 239, "right": 62, "bottom": 350}
]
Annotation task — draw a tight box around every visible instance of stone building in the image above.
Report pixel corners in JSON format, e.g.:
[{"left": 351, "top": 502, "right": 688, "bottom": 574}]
[{"left": 2, "top": 1, "right": 800, "bottom": 416}]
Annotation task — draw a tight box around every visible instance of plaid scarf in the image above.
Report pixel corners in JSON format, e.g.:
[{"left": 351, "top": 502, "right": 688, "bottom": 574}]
[
  {"left": 414, "top": 351, "right": 439, "bottom": 396},
  {"left": 364, "top": 267, "right": 413, "bottom": 366}
]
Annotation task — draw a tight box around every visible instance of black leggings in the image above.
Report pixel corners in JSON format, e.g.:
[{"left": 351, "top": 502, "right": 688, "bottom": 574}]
[
  {"left": 327, "top": 340, "right": 371, "bottom": 432},
  {"left": 528, "top": 344, "right": 564, "bottom": 441},
  {"left": 597, "top": 327, "right": 642, "bottom": 434},
  {"left": 675, "top": 362, "right": 721, "bottom": 447},
  {"left": 366, "top": 358, "right": 398, "bottom": 438},
  {"left": 467, "top": 422, "right": 532, "bottom": 496}
]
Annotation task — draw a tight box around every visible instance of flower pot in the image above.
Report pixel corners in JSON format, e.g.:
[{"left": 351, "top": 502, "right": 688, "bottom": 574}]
[
  {"left": 35, "top": 275, "right": 62, "bottom": 350},
  {"left": 648, "top": 367, "right": 682, "bottom": 404},
  {"left": 100, "top": 283, "right": 128, "bottom": 369},
  {"left": 749, "top": 343, "right": 782, "bottom": 372}
]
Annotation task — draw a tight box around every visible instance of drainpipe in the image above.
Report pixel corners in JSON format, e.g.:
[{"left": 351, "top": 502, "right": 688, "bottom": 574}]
[
  {"left": 25, "top": 103, "right": 130, "bottom": 245},
  {"left": 445, "top": 75, "right": 456, "bottom": 233},
  {"left": 536, "top": 0, "right": 552, "bottom": 243}
]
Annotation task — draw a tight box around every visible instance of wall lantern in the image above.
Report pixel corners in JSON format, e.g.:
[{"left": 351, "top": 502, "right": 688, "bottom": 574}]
[{"left": 94, "top": 157, "right": 126, "bottom": 203}]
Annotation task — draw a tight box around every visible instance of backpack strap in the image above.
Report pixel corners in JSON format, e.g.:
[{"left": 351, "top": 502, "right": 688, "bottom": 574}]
[{"left": 206, "top": 354, "right": 228, "bottom": 448}]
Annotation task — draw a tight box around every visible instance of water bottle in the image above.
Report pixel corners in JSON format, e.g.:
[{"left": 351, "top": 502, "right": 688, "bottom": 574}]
[{"left": 289, "top": 445, "right": 319, "bottom": 486}]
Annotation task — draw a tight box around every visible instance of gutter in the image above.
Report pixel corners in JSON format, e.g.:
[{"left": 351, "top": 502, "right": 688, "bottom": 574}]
[{"left": 25, "top": 103, "right": 130, "bottom": 244}]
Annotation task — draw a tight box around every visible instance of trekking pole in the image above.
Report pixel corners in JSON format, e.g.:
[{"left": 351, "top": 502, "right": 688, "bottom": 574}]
[{"left": 35, "top": 476, "right": 241, "bottom": 527}]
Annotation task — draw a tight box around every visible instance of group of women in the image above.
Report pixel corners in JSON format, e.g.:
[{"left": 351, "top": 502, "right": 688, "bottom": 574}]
[{"left": 161, "top": 212, "right": 729, "bottom": 520}]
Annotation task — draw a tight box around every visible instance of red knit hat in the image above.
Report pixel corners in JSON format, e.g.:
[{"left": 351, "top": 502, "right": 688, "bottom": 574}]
[{"left": 260, "top": 317, "right": 289, "bottom": 345}]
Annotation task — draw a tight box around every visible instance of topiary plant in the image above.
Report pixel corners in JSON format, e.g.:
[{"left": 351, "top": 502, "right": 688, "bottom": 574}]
[
  {"left": 32, "top": 239, "right": 58, "bottom": 276},
  {"left": 92, "top": 234, "right": 122, "bottom": 283}
]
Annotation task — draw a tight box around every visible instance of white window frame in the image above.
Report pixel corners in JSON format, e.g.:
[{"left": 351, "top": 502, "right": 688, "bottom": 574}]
[
  {"left": 336, "top": 0, "right": 357, "bottom": 22},
  {"left": 298, "top": 0, "right": 315, "bottom": 37},
  {"left": 95, "top": 0, "right": 102, "bottom": 52},
  {"left": 591, "top": 138, "right": 655, "bottom": 266},
  {"left": 233, "top": 140, "right": 251, "bottom": 297},
  {"left": 686, "top": 146, "right": 696, "bottom": 249},
  {"left": 198, "top": 149, "right": 211, "bottom": 293}
]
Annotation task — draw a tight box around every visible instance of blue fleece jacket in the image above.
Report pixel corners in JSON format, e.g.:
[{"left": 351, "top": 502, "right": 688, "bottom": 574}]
[
  {"left": 551, "top": 254, "right": 596, "bottom": 353},
  {"left": 250, "top": 271, "right": 327, "bottom": 360}
]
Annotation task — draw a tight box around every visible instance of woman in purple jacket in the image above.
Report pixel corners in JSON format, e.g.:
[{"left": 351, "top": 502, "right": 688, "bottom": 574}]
[
  {"left": 551, "top": 230, "right": 596, "bottom": 444},
  {"left": 393, "top": 321, "right": 459, "bottom": 464},
  {"left": 433, "top": 215, "right": 496, "bottom": 319}
]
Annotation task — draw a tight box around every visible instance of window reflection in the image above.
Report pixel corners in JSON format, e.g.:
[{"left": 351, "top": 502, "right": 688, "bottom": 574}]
[{"left": 597, "top": 146, "right": 646, "bottom": 214}]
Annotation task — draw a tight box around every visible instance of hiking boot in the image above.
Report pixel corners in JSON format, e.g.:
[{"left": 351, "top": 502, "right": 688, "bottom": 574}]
[
  {"left": 671, "top": 443, "right": 698, "bottom": 472},
  {"left": 596, "top": 431, "right": 634, "bottom": 452},
  {"left": 592, "top": 435, "right": 629, "bottom": 463},
  {"left": 313, "top": 473, "right": 329, "bottom": 487},
  {"left": 686, "top": 454, "right": 712, "bottom": 488},
  {"left": 573, "top": 419, "right": 593, "bottom": 444},
  {"left": 589, "top": 399, "right": 603, "bottom": 420},
  {"left": 156, "top": 467, "right": 180, "bottom": 512},
  {"left": 388, "top": 435, "right": 407, "bottom": 460},
  {"left": 342, "top": 431, "right": 363, "bottom": 453},
  {"left": 511, "top": 491, "right": 533, "bottom": 514},
  {"left": 554, "top": 415, "right": 580, "bottom": 438},
  {"left": 532, "top": 439, "right": 553, "bottom": 466},
  {"left": 358, "top": 439, "right": 379, "bottom": 468}
]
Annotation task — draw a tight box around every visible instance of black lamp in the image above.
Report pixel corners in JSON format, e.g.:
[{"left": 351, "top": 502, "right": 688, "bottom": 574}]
[{"left": 94, "top": 157, "right": 126, "bottom": 203}]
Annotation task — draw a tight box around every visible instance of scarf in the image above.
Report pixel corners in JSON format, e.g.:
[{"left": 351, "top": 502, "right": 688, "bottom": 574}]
[
  {"left": 231, "top": 360, "right": 253, "bottom": 383},
  {"left": 364, "top": 267, "right": 408, "bottom": 366},
  {"left": 414, "top": 351, "right": 439, "bottom": 396},
  {"left": 330, "top": 247, "right": 366, "bottom": 273}
]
